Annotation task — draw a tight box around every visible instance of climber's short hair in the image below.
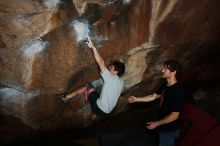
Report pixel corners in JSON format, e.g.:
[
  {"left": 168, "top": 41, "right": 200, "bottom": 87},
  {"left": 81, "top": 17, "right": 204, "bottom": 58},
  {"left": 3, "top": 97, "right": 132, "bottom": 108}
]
[{"left": 109, "top": 61, "right": 125, "bottom": 77}]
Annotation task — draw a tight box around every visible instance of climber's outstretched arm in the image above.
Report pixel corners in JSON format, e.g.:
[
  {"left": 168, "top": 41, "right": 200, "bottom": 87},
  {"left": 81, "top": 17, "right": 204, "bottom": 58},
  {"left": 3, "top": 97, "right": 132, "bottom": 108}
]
[{"left": 86, "top": 38, "right": 106, "bottom": 71}]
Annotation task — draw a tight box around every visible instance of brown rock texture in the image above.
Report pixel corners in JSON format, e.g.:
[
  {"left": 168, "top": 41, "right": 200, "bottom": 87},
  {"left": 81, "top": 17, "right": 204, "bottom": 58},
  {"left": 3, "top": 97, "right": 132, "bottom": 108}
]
[{"left": 0, "top": 0, "right": 220, "bottom": 142}]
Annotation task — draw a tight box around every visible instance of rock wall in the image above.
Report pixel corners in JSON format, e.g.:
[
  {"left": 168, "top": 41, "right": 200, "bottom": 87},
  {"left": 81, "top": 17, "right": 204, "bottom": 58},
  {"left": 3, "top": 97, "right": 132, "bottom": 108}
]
[{"left": 0, "top": 0, "right": 220, "bottom": 132}]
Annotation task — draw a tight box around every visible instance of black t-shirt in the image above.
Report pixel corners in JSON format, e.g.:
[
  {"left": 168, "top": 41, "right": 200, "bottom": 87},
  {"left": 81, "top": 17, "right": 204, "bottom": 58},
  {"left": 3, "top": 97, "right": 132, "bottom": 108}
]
[{"left": 155, "top": 82, "right": 186, "bottom": 132}]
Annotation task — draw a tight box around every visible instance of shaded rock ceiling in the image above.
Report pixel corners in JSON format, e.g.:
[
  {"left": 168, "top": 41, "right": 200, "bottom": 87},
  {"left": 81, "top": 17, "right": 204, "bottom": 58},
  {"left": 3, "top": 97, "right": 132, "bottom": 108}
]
[{"left": 0, "top": 0, "right": 220, "bottom": 143}]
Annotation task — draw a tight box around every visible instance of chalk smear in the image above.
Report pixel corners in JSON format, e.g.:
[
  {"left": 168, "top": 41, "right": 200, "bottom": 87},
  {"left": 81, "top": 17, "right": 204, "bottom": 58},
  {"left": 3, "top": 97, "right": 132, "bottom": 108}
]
[
  {"left": 23, "top": 39, "right": 48, "bottom": 58},
  {"left": 22, "top": 39, "right": 48, "bottom": 88},
  {"left": 123, "top": 0, "right": 132, "bottom": 5},
  {"left": 71, "top": 20, "right": 90, "bottom": 42},
  {"left": 43, "top": 0, "right": 61, "bottom": 9},
  {"left": 0, "top": 87, "right": 36, "bottom": 114}
]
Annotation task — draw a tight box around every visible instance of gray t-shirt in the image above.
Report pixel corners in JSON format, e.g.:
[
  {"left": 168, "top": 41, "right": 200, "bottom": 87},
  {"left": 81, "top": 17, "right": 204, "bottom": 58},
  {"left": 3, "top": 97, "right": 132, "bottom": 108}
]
[
  {"left": 95, "top": 69, "right": 124, "bottom": 114},
  {"left": 91, "top": 78, "right": 103, "bottom": 88}
]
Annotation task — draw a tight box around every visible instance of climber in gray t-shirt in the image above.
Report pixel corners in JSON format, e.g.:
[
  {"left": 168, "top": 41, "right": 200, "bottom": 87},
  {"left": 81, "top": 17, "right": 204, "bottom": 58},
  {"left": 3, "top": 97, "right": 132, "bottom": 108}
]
[
  {"left": 92, "top": 68, "right": 124, "bottom": 114},
  {"left": 63, "top": 38, "right": 125, "bottom": 119}
]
